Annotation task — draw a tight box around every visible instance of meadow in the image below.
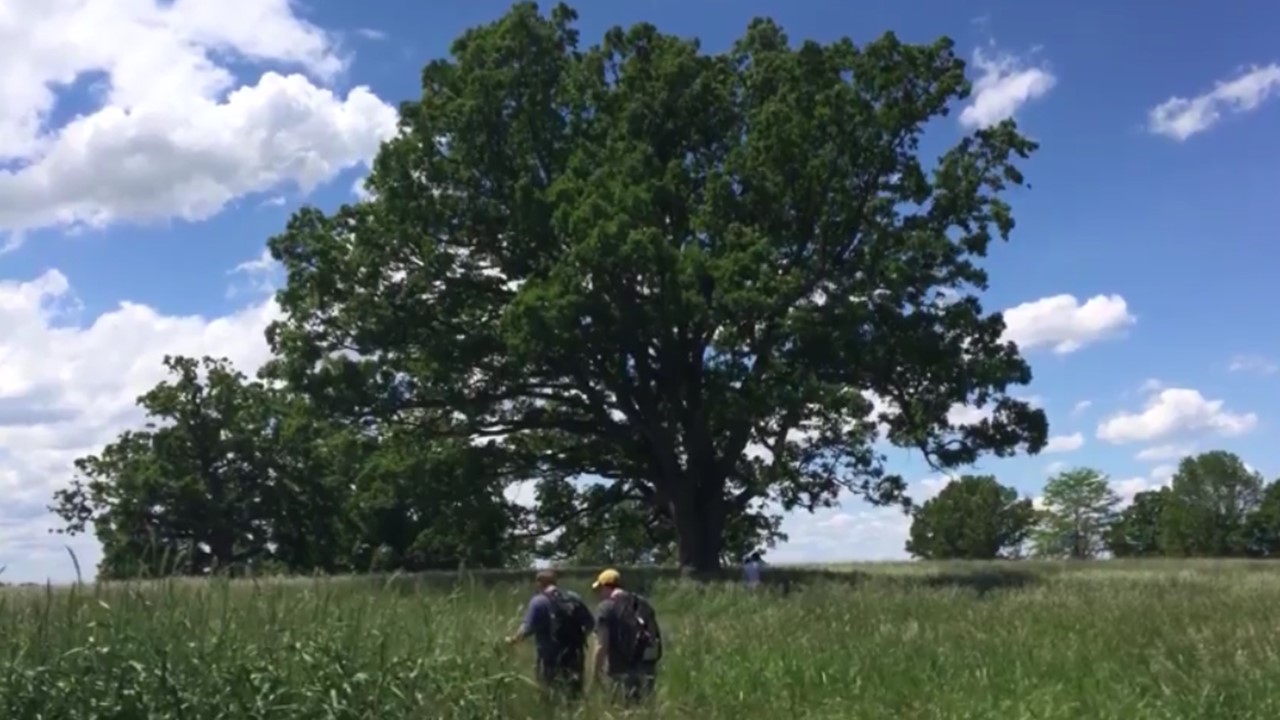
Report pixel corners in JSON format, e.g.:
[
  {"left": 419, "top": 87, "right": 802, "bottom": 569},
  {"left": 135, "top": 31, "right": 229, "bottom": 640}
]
[{"left": 3, "top": 561, "right": 1280, "bottom": 719}]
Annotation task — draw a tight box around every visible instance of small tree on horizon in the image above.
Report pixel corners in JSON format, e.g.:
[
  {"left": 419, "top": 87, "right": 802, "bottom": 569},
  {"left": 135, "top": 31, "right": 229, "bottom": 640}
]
[
  {"left": 1032, "top": 467, "right": 1119, "bottom": 560},
  {"left": 907, "top": 475, "right": 1036, "bottom": 560}
]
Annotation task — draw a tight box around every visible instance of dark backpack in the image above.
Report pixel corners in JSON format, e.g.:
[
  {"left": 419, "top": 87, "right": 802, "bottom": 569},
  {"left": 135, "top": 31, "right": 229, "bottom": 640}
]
[
  {"left": 616, "top": 593, "right": 663, "bottom": 665},
  {"left": 546, "top": 589, "right": 590, "bottom": 655}
]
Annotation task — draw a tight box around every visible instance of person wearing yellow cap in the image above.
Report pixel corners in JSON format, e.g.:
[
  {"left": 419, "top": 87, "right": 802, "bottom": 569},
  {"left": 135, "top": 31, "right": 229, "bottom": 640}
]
[{"left": 589, "top": 568, "right": 664, "bottom": 705}]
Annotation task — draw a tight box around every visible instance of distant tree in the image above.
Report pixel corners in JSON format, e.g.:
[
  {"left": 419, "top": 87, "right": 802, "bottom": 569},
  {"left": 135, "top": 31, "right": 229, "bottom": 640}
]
[
  {"left": 50, "top": 356, "right": 282, "bottom": 578},
  {"left": 1031, "top": 468, "right": 1119, "bottom": 559},
  {"left": 1160, "top": 451, "right": 1265, "bottom": 557},
  {"left": 262, "top": 2, "right": 1049, "bottom": 573},
  {"left": 906, "top": 475, "right": 1036, "bottom": 559},
  {"left": 1105, "top": 488, "right": 1170, "bottom": 557},
  {"left": 1245, "top": 480, "right": 1280, "bottom": 557},
  {"left": 50, "top": 355, "right": 527, "bottom": 579}
]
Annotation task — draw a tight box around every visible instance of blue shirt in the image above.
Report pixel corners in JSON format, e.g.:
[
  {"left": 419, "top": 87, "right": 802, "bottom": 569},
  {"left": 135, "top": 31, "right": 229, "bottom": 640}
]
[{"left": 522, "top": 587, "right": 592, "bottom": 660}]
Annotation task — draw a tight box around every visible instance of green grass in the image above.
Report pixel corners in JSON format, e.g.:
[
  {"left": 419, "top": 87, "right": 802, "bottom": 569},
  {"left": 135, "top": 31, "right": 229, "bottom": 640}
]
[{"left": 4, "top": 561, "right": 1280, "bottom": 718}]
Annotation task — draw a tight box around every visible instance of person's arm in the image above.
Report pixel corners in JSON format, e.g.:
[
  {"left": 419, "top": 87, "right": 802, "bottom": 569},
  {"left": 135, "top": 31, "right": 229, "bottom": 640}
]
[
  {"left": 592, "top": 603, "right": 611, "bottom": 681},
  {"left": 507, "top": 596, "right": 542, "bottom": 644}
]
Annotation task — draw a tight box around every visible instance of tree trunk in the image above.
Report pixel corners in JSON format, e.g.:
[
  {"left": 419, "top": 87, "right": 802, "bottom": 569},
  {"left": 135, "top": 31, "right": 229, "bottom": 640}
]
[
  {"left": 210, "top": 526, "right": 236, "bottom": 573},
  {"left": 672, "top": 478, "right": 726, "bottom": 578}
]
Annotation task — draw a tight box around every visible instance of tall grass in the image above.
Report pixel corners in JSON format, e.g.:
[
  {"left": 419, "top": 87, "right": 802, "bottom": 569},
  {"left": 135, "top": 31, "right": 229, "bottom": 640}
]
[{"left": 3, "top": 561, "right": 1280, "bottom": 718}]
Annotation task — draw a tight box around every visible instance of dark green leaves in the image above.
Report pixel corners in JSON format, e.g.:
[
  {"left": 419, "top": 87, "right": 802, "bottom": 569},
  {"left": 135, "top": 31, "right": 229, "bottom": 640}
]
[
  {"left": 907, "top": 475, "right": 1035, "bottom": 559},
  {"left": 265, "top": 3, "right": 1048, "bottom": 569}
]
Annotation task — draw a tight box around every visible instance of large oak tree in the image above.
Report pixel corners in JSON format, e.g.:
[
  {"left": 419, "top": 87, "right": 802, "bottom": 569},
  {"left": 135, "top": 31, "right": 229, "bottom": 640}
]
[{"left": 265, "top": 3, "right": 1047, "bottom": 572}]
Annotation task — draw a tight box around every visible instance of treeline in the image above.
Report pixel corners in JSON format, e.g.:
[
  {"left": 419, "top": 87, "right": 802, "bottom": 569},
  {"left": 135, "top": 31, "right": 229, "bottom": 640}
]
[
  {"left": 907, "top": 453, "right": 1280, "bottom": 560},
  {"left": 50, "top": 356, "right": 777, "bottom": 579}
]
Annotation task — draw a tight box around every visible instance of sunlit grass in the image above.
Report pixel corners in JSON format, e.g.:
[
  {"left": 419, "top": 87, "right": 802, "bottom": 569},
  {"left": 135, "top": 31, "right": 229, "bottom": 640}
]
[{"left": 3, "top": 561, "right": 1280, "bottom": 718}]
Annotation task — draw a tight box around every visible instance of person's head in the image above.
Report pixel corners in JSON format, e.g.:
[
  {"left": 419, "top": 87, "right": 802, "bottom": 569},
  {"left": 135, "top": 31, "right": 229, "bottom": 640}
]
[
  {"left": 749, "top": 552, "right": 762, "bottom": 563},
  {"left": 535, "top": 569, "right": 558, "bottom": 591},
  {"left": 590, "top": 568, "right": 622, "bottom": 598}
]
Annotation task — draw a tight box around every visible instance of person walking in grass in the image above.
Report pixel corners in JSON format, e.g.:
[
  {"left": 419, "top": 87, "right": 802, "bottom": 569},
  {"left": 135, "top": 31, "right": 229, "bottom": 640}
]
[
  {"left": 590, "top": 568, "right": 663, "bottom": 705},
  {"left": 743, "top": 551, "right": 765, "bottom": 589},
  {"left": 507, "top": 569, "right": 595, "bottom": 700}
]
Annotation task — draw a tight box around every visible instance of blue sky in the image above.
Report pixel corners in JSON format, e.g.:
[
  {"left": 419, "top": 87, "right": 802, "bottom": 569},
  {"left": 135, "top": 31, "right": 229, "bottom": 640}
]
[{"left": 1, "top": 0, "right": 1277, "bottom": 581}]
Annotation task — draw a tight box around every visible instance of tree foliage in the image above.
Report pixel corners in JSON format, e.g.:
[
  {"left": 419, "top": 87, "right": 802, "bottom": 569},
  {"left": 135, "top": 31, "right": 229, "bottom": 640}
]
[
  {"left": 1159, "top": 451, "right": 1264, "bottom": 557},
  {"left": 1031, "top": 468, "right": 1118, "bottom": 560},
  {"left": 263, "top": 2, "right": 1047, "bottom": 571},
  {"left": 1245, "top": 480, "right": 1280, "bottom": 557},
  {"left": 906, "top": 475, "right": 1035, "bottom": 559},
  {"left": 51, "top": 357, "right": 284, "bottom": 577},
  {"left": 1105, "top": 488, "right": 1169, "bottom": 558},
  {"left": 50, "top": 356, "right": 522, "bottom": 579}
]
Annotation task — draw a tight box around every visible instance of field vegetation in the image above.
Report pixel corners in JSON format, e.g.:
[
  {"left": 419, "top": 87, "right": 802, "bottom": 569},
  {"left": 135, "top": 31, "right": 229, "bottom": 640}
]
[{"left": 5, "top": 562, "right": 1280, "bottom": 719}]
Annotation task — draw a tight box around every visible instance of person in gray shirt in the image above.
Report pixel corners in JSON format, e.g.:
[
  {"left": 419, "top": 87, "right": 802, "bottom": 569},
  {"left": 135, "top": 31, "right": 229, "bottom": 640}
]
[{"left": 590, "top": 568, "right": 663, "bottom": 705}]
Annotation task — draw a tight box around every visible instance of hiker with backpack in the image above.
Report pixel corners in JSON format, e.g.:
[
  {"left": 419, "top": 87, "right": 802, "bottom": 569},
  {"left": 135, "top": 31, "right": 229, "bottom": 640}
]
[
  {"left": 506, "top": 569, "right": 595, "bottom": 699},
  {"left": 590, "top": 568, "right": 663, "bottom": 705}
]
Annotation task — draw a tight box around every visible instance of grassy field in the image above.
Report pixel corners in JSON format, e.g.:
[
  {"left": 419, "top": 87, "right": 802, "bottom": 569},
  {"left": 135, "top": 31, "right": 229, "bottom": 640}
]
[{"left": 3, "top": 561, "right": 1280, "bottom": 719}]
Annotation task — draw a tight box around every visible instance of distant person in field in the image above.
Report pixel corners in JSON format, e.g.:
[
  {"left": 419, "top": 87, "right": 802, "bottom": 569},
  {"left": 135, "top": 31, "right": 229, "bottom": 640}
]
[
  {"left": 743, "top": 551, "right": 765, "bottom": 589},
  {"left": 507, "top": 569, "right": 595, "bottom": 700},
  {"left": 590, "top": 568, "right": 663, "bottom": 705}
]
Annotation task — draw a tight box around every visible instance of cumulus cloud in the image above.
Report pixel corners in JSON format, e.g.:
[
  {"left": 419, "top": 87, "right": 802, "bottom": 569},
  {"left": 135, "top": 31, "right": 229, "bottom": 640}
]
[
  {"left": 1097, "top": 387, "right": 1257, "bottom": 444},
  {"left": 959, "top": 46, "right": 1057, "bottom": 129},
  {"left": 1148, "top": 64, "right": 1280, "bottom": 141},
  {"left": 1043, "top": 432, "right": 1084, "bottom": 454},
  {"left": 1110, "top": 464, "right": 1175, "bottom": 505},
  {"left": 1071, "top": 400, "right": 1093, "bottom": 417},
  {"left": 1001, "top": 293, "right": 1135, "bottom": 354},
  {"left": 770, "top": 476, "right": 952, "bottom": 564},
  {"left": 0, "top": 0, "right": 398, "bottom": 241},
  {"left": 0, "top": 268, "right": 278, "bottom": 582},
  {"left": 1138, "top": 378, "right": 1165, "bottom": 394},
  {"left": 226, "top": 247, "right": 283, "bottom": 298}
]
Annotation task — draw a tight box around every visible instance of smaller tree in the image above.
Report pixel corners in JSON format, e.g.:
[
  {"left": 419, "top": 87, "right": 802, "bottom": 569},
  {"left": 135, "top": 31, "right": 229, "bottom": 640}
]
[
  {"left": 1160, "top": 450, "right": 1263, "bottom": 557},
  {"left": 50, "top": 356, "right": 281, "bottom": 578},
  {"left": 906, "top": 475, "right": 1036, "bottom": 560},
  {"left": 1105, "top": 488, "right": 1170, "bottom": 557},
  {"left": 1245, "top": 480, "right": 1280, "bottom": 557},
  {"left": 1032, "top": 467, "right": 1119, "bottom": 559}
]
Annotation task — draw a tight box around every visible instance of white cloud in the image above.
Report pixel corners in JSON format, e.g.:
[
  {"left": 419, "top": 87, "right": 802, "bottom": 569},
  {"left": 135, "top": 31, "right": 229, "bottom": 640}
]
[
  {"left": 1111, "top": 464, "right": 1175, "bottom": 506},
  {"left": 1043, "top": 432, "right": 1084, "bottom": 454},
  {"left": 226, "top": 247, "right": 282, "bottom": 298},
  {"left": 1134, "top": 444, "right": 1193, "bottom": 462},
  {"left": 1071, "top": 400, "right": 1093, "bottom": 417},
  {"left": 1097, "top": 387, "right": 1257, "bottom": 444},
  {"left": 770, "top": 476, "right": 950, "bottom": 563},
  {"left": 352, "top": 174, "right": 373, "bottom": 202},
  {"left": 0, "top": 0, "right": 398, "bottom": 241},
  {"left": 1148, "top": 64, "right": 1280, "bottom": 141},
  {"left": 0, "top": 268, "right": 279, "bottom": 583},
  {"left": 1229, "top": 354, "right": 1278, "bottom": 376},
  {"left": 947, "top": 403, "right": 991, "bottom": 426},
  {"left": 959, "top": 46, "right": 1057, "bottom": 129},
  {"left": 503, "top": 480, "right": 537, "bottom": 508},
  {"left": 1001, "top": 294, "right": 1135, "bottom": 354},
  {"left": 1138, "top": 378, "right": 1165, "bottom": 394},
  {"left": 1045, "top": 461, "right": 1066, "bottom": 475}
]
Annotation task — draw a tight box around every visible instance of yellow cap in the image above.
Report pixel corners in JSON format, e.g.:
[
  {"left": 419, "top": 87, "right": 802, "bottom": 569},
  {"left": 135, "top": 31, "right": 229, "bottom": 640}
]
[{"left": 591, "top": 568, "right": 622, "bottom": 590}]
